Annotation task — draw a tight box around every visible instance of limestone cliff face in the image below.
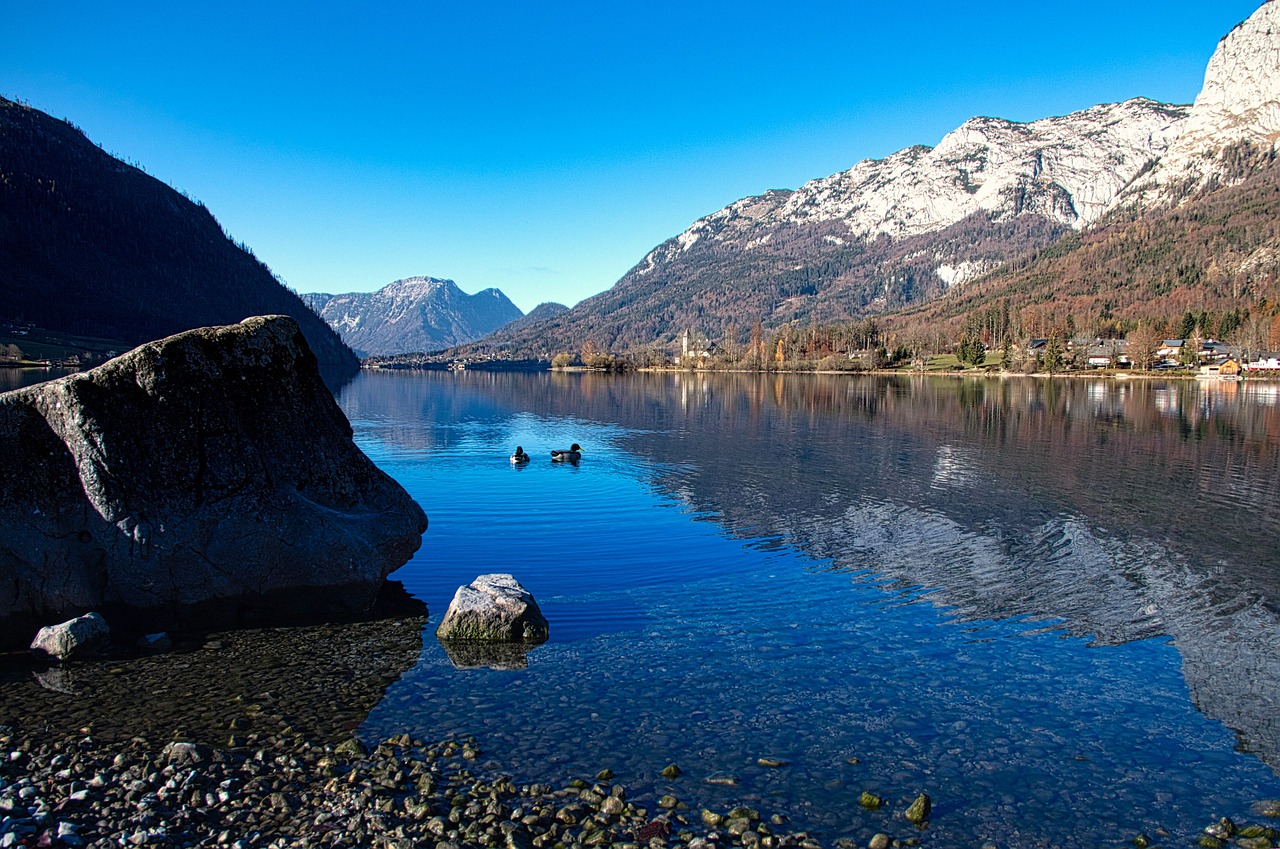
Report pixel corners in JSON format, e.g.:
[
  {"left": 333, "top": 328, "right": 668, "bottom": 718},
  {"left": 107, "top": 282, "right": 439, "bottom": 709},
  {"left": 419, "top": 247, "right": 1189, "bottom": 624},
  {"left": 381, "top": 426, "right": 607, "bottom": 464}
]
[
  {"left": 637, "top": 98, "right": 1189, "bottom": 275},
  {"left": 1129, "top": 0, "right": 1280, "bottom": 204},
  {"left": 0, "top": 315, "right": 427, "bottom": 642}
]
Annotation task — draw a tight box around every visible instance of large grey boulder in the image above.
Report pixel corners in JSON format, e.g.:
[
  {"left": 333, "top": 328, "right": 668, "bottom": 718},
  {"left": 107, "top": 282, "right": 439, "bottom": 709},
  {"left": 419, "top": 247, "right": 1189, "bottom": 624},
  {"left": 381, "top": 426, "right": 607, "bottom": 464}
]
[
  {"left": 0, "top": 315, "right": 427, "bottom": 643},
  {"left": 436, "top": 574, "right": 549, "bottom": 643},
  {"left": 30, "top": 612, "right": 110, "bottom": 660}
]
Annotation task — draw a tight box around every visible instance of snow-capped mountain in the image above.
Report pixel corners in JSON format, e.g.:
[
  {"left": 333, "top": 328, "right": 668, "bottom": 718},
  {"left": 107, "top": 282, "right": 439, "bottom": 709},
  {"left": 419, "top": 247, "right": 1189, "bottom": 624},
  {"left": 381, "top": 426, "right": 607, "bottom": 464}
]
[
  {"left": 303, "top": 277, "right": 523, "bottom": 356},
  {"left": 638, "top": 98, "right": 1188, "bottom": 278}
]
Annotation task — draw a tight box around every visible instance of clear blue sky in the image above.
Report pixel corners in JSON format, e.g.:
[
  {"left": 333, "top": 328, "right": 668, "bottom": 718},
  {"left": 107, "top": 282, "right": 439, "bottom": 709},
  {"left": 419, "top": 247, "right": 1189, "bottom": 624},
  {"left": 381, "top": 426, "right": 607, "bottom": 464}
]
[{"left": 2, "top": 1, "right": 1264, "bottom": 313}]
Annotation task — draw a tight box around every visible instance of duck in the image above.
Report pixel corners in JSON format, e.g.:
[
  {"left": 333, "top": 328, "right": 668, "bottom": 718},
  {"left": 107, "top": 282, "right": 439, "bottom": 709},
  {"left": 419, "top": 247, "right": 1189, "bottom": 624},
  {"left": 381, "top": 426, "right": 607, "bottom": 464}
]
[
  {"left": 509, "top": 446, "right": 531, "bottom": 464},
  {"left": 550, "top": 443, "right": 582, "bottom": 462}
]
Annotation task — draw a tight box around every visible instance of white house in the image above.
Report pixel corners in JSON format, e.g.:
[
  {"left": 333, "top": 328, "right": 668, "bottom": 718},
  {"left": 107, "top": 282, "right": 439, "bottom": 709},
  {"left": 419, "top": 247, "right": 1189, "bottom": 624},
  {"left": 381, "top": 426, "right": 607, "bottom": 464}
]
[{"left": 1245, "top": 354, "right": 1280, "bottom": 371}]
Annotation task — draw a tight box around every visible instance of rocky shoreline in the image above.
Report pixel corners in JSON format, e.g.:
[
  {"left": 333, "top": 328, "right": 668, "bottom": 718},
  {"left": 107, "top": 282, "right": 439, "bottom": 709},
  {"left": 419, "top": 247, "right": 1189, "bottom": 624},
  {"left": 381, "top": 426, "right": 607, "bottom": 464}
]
[
  {"left": 5, "top": 597, "right": 1280, "bottom": 849},
  {"left": 0, "top": 727, "right": 865, "bottom": 849},
  {"left": 6, "top": 724, "right": 1280, "bottom": 849}
]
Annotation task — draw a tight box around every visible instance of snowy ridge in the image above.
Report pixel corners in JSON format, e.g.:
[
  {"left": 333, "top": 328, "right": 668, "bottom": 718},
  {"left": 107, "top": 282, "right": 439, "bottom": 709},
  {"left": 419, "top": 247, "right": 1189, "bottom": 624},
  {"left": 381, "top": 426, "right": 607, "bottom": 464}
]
[
  {"left": 783, "top": 99, "right": 1185, "bottom": 238},
  {"left": 304, "top": 276, "right": 523, "bottom": 356},
  {"left": 638, "top": 98, "right": 1188, "bottom": 278},
  {"left": 637, "top": 1, "right": 1279, "bottom": 286}
]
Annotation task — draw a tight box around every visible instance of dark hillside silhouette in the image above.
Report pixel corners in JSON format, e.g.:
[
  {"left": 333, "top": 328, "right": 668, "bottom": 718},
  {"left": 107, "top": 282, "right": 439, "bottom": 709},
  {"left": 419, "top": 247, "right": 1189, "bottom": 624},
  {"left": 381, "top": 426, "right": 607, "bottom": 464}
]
[{"left": 0, "top": 97, "right": 357, "bottom": 378}]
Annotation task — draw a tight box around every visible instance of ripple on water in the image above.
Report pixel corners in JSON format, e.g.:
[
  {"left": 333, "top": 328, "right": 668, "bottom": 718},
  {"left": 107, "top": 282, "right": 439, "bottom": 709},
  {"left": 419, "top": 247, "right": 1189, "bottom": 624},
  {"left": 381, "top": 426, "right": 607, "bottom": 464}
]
[{"left": 342, "top": 372, "right": 1280, "bottom": 849}]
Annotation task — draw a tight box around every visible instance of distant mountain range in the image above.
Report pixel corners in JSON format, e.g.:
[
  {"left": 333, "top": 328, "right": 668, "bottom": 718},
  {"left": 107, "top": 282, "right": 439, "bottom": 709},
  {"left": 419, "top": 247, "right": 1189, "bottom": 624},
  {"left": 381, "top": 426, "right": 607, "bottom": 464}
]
[
  {"left": 301, "top": 277, "right": 524, "bottom": 356},
  {"left": 0, "top": 97, "right": 358, "bottom": 379},
  {"left": 469, "top": 0, "right": 1280, "bottom": 358}
]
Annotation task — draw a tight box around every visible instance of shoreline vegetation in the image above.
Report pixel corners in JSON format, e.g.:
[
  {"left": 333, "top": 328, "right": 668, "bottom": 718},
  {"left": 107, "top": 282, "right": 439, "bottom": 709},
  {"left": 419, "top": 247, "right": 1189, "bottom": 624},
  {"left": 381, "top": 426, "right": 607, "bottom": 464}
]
[{"left": 363, "top": 358, "right": 1280, "bottom": 382}]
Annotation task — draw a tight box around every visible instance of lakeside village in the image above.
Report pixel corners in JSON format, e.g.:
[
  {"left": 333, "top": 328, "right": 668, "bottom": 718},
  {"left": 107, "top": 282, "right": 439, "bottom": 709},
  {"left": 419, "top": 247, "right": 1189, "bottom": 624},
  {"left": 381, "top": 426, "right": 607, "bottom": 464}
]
[
  {"left": 0, "top": 322, "right": 121, "bottom": 370},
  {"left": 7, "top": 319, "right": 1280, "bottom": 380},
  {"left": 419, "top": 329, "right": 1280, "bottom": 379}
]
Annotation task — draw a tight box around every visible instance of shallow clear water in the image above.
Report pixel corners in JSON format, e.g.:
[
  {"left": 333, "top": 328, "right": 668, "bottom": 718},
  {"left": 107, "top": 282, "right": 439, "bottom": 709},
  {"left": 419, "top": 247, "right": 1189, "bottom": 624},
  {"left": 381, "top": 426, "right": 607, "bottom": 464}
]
[{"left": 342, "top": 370, "right": 1280, "bottom": 848}]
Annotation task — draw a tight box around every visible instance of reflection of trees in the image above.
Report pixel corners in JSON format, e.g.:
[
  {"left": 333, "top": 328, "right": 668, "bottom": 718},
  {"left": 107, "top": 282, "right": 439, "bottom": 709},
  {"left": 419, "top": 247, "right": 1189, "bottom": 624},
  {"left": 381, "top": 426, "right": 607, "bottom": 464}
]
[{"left": 349, "top": 371, "right": 1280, "bottom": 587}]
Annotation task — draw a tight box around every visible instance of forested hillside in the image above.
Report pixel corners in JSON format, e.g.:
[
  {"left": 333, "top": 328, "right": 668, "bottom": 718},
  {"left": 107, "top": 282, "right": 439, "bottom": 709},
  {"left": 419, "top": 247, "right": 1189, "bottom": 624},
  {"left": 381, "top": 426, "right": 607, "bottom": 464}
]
[
  {"left": 888, "top": 143, "right": 1280, "bottom": 346},
  {"left": 0, "top": 97, "right": 358, "bottom": 378}
]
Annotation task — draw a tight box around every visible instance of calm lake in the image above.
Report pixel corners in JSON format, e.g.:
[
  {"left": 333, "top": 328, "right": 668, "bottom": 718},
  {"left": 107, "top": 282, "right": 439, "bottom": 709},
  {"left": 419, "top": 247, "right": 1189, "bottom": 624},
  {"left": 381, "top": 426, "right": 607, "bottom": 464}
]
[
  {"left": 339, "top": 370, "right": 1280, "bottom": 848},
  {"left": 5, "top": 367, "right": 1280, "bottom": 848}
]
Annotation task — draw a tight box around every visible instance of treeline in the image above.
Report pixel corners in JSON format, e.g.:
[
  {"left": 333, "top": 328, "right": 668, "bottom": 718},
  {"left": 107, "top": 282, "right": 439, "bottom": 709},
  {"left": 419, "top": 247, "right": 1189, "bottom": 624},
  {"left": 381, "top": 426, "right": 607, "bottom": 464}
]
[
  {"left": 553, "top": 318, "right": 914, "bottom": 372},
  {"left": 546, "top": 294, "right": 1280, "bottom": 375}
]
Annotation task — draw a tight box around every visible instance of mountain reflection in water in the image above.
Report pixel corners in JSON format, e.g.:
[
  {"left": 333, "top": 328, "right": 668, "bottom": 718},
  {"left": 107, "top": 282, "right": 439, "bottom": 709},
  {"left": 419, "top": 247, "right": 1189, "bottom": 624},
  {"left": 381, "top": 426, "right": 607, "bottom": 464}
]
[{"left": 342, "top": 370, "right": 1280, "bottom": 845}]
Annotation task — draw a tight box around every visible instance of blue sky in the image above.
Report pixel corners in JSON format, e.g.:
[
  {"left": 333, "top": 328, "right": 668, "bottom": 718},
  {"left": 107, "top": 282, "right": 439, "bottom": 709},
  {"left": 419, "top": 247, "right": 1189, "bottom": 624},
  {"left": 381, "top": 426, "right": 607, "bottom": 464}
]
[{"left": 2, "top": 1, "right": 1264, "bottom": 313}]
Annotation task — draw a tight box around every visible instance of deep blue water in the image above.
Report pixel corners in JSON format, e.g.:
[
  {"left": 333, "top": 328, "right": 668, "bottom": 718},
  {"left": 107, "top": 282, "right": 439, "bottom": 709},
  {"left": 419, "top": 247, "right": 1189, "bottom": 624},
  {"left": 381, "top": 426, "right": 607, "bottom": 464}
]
[{"left": 342, "top": 370, "right": 1280, "bottom": 848}]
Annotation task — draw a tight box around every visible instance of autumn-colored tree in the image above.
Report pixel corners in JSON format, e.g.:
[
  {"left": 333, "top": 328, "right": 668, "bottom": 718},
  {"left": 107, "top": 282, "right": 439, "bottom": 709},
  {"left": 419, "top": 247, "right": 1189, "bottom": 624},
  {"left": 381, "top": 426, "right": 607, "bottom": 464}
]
[
  {"left": 1128, "top": 322, "right": 1163, "bottom": 370},
  {"left": 749, "top": 321, "right": 765, "bottom": 370},
  {"left": 1231, "top": 313, "right": 1272, "bottom": 363}
]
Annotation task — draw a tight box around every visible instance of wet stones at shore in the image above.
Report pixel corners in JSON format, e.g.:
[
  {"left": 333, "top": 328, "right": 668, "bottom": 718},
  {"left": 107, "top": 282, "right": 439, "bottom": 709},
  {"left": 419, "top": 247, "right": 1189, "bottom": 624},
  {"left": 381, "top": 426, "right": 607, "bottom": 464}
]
[
  {"left": 3, "top": 721, "right": 1277, "bottom": 849},
  {"left": 0, "top": 727, "right": 838, "bottom": 849},
  {"left": 0, "top": 603, "right": 426, "bottom": 747},
  {"left": 903, "top": 794, "right": 931, "bottom": 825},
  {"left": 436, "top": 574, "right": 550, "bottom": 644}
]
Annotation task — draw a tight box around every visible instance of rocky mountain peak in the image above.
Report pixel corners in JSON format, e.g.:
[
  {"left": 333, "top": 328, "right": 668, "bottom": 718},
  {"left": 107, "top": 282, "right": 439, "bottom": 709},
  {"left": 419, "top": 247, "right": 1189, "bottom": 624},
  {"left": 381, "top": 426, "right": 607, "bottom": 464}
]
[
  {"left": 386, "top": 276, "right": 453, "bottom": 296},
  {"left": 781, "top": 98, "right": 1187, "bottom": 239},
  {"left": 1132, "top": 1, "right": 1280, "bottom": 203},
  {"left": 1185, "top": 1, "right": 1280, "bottom": 147},
  {"left": 633, "top": 98, "right": 1189, "bottom": 284},
  {"left": 304, "top": 277, "right": 524, "bottom": 356}
]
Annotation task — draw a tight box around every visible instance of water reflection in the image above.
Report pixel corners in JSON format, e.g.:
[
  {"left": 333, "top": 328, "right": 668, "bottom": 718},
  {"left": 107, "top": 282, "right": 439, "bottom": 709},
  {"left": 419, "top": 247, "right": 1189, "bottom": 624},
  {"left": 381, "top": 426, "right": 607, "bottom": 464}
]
[
  {"left": 0, "top": 367, "right": 78, "bottom": 394},
  {"left": 351, "top": 371, "right": 1280, "bottom": 772},
  {"left": 438, "top": 638, "right": 542, "bottom": 670}
]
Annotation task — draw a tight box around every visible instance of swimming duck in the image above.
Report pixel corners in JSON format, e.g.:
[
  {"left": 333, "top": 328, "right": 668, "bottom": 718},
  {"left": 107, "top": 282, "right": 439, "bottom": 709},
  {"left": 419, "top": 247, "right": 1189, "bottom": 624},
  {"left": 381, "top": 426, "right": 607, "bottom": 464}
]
[
  {"left": 550, "top": 443, "right": 582, "bottom": 462},
  {"left": 510, "top": 446, "right": 531, "bottom": 464}
]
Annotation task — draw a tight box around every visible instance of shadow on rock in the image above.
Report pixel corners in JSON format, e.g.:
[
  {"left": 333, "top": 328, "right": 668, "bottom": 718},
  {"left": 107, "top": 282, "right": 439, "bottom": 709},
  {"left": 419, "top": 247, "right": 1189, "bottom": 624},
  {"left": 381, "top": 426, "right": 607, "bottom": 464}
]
[{"left": 0, "top": 582, "right": 427, "bottom": 747}]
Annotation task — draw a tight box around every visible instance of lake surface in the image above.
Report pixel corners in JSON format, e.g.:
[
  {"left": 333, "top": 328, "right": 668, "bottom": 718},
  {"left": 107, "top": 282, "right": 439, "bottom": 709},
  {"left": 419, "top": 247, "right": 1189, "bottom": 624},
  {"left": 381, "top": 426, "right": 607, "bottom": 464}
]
[
  {"left": 0, "top": 366, "right": 78, "bottom": 394},
  {"left": 339, "top": 370, "right": 1280, "bottom": 848}
]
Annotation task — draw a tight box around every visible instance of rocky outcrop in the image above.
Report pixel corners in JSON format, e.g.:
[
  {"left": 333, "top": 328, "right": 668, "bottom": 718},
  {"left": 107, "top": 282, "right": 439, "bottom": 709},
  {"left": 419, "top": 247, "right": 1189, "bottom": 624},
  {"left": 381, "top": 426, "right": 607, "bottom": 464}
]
[
  {"left": 435, "top": 574, "right": 549, "bottom": 643},
  {"left": 0, "top": 315, "right": 427, "bottom": 644},
  {"left": 1133, "top": 0, "right": 1280, "bottom": 203},
  {"left": 644, "top": 98, "right": 1188, "bottom": 260}
]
